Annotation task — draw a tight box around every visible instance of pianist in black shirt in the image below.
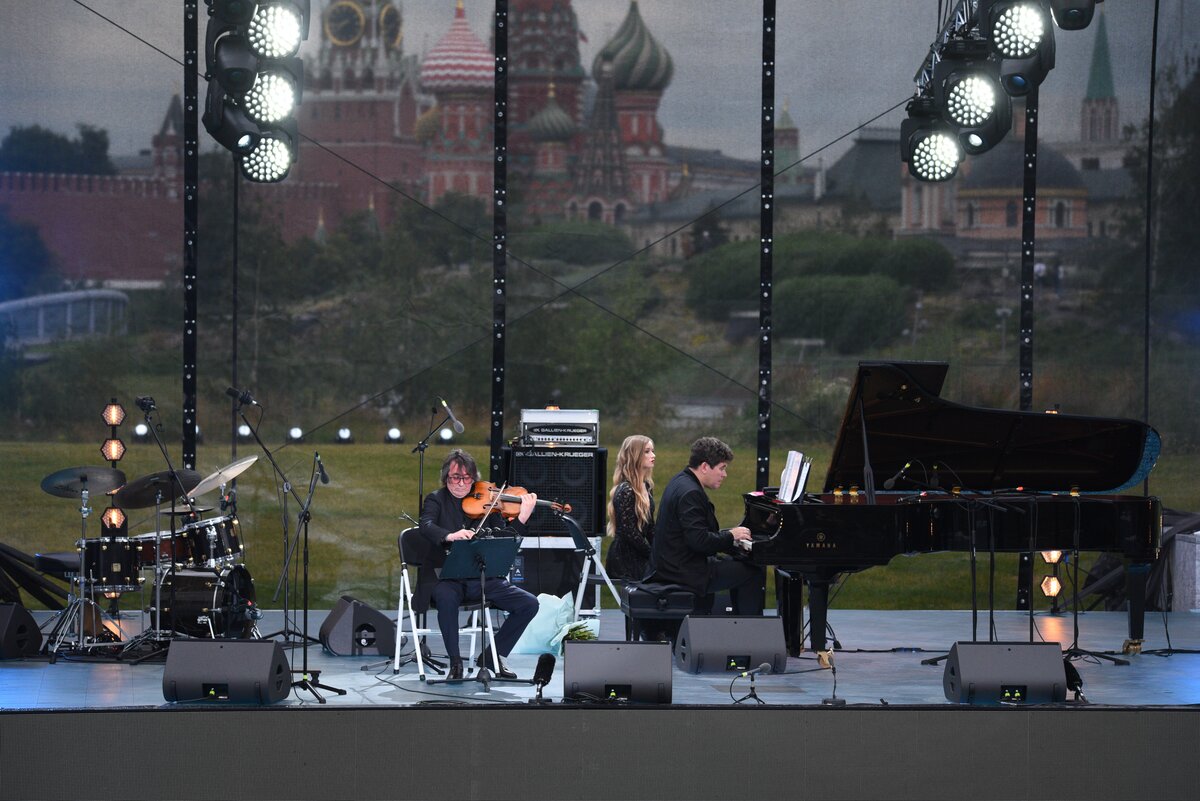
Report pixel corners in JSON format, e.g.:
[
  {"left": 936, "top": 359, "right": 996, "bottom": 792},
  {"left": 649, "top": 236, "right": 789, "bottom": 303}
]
[{"left": 647, "top": 437, "right": 765, "bottom": 615}]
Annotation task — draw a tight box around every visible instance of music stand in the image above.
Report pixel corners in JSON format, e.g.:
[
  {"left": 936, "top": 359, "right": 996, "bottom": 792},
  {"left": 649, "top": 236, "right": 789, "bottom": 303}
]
[{"left": 426, "top": 537, "right": 532, "bottom": 689}]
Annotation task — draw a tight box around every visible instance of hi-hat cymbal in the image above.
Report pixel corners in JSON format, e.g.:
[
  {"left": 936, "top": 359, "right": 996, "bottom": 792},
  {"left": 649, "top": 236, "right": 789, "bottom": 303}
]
[
  {"left": 190, "top": 455, "right": 259, "bottom": 500},
  {"left": 41, "top": 466, "right": 127, "bottom": 499},
  {"left": 114, "top": 469, "right": 203, "bottom": 509}
]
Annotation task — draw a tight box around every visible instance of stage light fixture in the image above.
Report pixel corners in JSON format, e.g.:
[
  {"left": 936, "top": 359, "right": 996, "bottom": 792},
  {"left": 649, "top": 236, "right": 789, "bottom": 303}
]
[
  {"left": 102, "top": 400, "right": 126, "bottom": 427},
  {"left": 247, "top": 2, "right": 307, "bottom": 59},
  {"left": 439, "top": 427, "right": 455, "bottom": 443},
  {"left": 101, "top": 438, "right": 126, "bottom": 463},
  {"left": 238, "top": 423, "right": 253, "bottom": 441},
  {"left": 1040, "top": 550, "right": 1063, "bottom": 564},
  {"left": 932, "top": 40, "right": 1012, "bottom": 155},
  {"left": 979, "top": 0, "right": 1056, "bottom": 96},
  {"left": 133, "top": 423, "right": 151, "bottom": 443},
  {"left": 287, "top": 426, "right": 304, "bottom": 443},
  {"left": 901, "top": 95, "right": 963, "bottom": 182},
  {"left": 335, "top": 427, "right": 354, "bottom": 444},
  {"left": 101, "top": 506, "right": 127, "bottom": 532},
  {"left": 203, "top": 0, "right": 308, "bottom": 182},
  {"left": 1040, "top": 575, "right": 1062, "bottom": 598},
  {"left": 240, "top": 127, "right": 296, "bottom": 183},
  {"left": 385, "top": 427, "right": 404, "bottom": 444},
  {"left": 1048, "top": 0, "right": 1095, "bottom": 31}
]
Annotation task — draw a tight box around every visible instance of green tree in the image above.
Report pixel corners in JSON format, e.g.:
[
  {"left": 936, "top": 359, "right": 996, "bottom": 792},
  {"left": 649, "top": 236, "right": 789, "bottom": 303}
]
[
  {"left": 508, "top": 220, "right": 635, "bottom": 266},
  {"left": 0, "top": 124, "right": 117, "bottom": 175},
  {"left": 877, "top": 237, "right": 956, "bottom": 291},
  {"left": 0, "top": 204, "right": 58, "bottom": 302},
  {"left": 775, "top": 274, "right": 908, "bottom": 353}
]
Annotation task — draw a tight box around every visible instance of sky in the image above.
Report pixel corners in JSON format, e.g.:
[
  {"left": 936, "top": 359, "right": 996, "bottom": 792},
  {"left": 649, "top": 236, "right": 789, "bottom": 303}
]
[{"left": 0, "top": 1, "right": 1194, "bottom": 165}]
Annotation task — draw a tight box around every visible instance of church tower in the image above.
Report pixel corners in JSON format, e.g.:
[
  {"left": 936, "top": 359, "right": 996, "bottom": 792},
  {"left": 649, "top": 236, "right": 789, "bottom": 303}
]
[
  {"left": 508, "top": 0, "right": 586, "bottom": 127},
  {"left": 295, "top": 0, "right": 424, "bottom": 223},
  {"left": 1080, "top": 8, "right": 1119, "bottom": 147}
]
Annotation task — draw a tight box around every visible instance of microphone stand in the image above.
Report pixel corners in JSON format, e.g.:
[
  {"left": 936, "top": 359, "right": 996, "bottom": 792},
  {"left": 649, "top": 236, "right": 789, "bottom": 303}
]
[
  {"left": 413, "top": 404, "right": 454, "bottom": 511},
  {"left": 128, "top": 402, "right": 199, "bottom": 661},
  {"left": 289, "top": 454, "right": 345, "bottom": 702},
  {"left": 238, "top": 405, "right": 308, "bottom": 644}
]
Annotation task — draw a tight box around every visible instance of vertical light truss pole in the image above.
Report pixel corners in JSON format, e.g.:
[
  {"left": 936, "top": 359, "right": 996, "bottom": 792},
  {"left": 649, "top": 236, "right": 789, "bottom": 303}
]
[
  {"left": 1015, "top": 87, "right": 1039, "bottom": 613},
  {"left": 489, "top": 0, "right": 509, "bottom": 482},
  {"left": 1018, "top": 87, "right": 1038, "bottom": 412},
  {"left": 182, "top": 0, "right": 199, "bottom": 470},
  {"left": 756, "top": 0, "right": 776, "bottom": 490}
]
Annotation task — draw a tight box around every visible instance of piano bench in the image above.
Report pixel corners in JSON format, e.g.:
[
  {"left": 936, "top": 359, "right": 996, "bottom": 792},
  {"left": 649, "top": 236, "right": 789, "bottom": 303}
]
[{"left": 619, "top": 583, "right": 701, "bottom": 643}]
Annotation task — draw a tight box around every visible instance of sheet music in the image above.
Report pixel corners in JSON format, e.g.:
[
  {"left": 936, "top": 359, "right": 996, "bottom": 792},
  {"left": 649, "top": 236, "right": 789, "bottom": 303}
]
[{"left": 779, "top": 450, "right": 812, "bottom": 503}]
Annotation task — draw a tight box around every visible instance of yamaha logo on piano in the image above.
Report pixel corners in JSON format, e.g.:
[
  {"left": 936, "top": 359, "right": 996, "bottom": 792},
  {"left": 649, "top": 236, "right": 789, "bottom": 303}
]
[{"left": 806, "top": 531, "right": 837, "bottom": 550}]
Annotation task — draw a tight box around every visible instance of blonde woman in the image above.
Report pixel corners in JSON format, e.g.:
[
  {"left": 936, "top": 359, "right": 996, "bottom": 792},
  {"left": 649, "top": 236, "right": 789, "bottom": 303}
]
[{"left": 604, "top": 435, "right": 657, "bottom": 583}]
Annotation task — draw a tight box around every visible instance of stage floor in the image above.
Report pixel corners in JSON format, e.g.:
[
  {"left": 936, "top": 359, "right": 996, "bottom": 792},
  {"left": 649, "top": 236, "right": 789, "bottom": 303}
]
[{"left": 4, "top": 607, "right": 1199, "bottom": 709}]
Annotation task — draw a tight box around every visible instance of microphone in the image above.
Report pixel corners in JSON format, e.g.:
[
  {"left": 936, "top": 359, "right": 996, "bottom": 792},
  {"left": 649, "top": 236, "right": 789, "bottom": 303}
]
[
  {"left": 438, "top": 396, "right": 465, "bottom": 434},
  {"left": 316, "top": 453, "right": 330, "bottom": 485},
  {"left": 739, "top": 662, "right": 773, "bottom": 678},
  {"left": 532, "top": 653, "right": 556, "bottom": 688},
  {"left": 882, "top": 462, "right": 911, "bottom": 491},
  {"left": 135, "top": 395, "right": 156, "bottom": 413},
  {"left": 225, "top": 386, "right": 259, "bottom": 407}
]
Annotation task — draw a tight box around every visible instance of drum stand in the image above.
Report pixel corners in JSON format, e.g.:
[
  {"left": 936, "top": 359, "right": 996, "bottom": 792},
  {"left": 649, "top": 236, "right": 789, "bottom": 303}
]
[{"left": 43, "top": 488, "right": 121, "bottom": 658}]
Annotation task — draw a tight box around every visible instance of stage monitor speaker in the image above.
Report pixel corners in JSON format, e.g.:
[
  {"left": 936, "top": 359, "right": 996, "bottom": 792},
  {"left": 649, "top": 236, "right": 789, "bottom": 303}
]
[
  {"left": 319, "top": 595, "right": 396, "bottom": 656},
  {"left": 943, "top": 641, "right": 1067, "bottom": 704},
  {"left": 163, "top": 639, "right": 291, "bottom": 704},
  {"left": 503, "top": 446, "right": 606, "bottom": 537},
  {"left": 674, "top": 615, "right": 787, "bottom": 675},
  {"left": 0, "top": 603, "right": 41, "bottom": 658},
  {"left": 563, "top": 640, "right": 672, "bottom": 704}
]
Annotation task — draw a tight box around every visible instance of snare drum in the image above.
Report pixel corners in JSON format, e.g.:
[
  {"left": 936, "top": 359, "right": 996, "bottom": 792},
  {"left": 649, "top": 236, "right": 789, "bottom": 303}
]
[
  {"left": 180, "top": 515, "right": 243, "bottom": 567},
  {"left": 156, "top": 565, "right": 256, "bottom": 638},
  {"left": 78, "top": 537, "right": 140, "bottom": 593},
  {"left": 129, "top": 530, "right": 191, "bottom": 570}
]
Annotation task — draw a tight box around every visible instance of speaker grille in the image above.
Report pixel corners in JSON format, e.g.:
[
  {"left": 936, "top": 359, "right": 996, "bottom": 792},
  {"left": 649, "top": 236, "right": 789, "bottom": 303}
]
[{"left": 505, "top": 447, "right": 606, "bottom": 536}]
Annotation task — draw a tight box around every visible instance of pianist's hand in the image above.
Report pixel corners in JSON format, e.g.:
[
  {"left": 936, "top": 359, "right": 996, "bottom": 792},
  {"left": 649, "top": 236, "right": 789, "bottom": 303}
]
[{"left": 729, "top": 526, "right": 751, "bottom": 541}]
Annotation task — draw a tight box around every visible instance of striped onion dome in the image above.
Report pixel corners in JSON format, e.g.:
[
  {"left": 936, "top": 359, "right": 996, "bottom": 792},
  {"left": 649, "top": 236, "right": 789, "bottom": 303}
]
[
  {"left": 591, "top": 1, "right": 672, "bottom": 92},
  {"left": 420, "top": 1, "right": 493, "bottom": 93},
  {"left": 527, "top": 85, "right": 575, "bottom": 142}
]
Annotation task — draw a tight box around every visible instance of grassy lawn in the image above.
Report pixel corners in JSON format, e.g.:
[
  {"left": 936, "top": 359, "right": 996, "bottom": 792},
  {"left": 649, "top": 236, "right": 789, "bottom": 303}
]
[{"left": 3, "top": 440, "right": 1192, "bottom": 613}]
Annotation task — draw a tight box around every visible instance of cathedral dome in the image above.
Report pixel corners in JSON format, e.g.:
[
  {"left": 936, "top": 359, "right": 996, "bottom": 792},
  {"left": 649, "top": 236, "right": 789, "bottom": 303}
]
[
  {"left": 420, "top": 2, "right": 493, "bottom": 93},
  {"left": 591, "top": 1, "right": 673, "bottom": 92},
  {"left": 527, "top": 87, "right": 576, "bottom": 142},
  {"left": 414, "top": 106, "right": 441, "bottom": 144},
  {"left": 960, "top": 138, "right": 1084, "bottom": 192}
]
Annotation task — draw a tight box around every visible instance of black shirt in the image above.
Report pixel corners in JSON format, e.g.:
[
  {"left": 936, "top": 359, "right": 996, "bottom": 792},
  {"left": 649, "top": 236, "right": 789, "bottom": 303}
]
[
  {"left": 418, "top": 486, "right": 527, "bottom": 571},
  {"left": 648, "top": 468, "right": 734, "bottom": 594}
]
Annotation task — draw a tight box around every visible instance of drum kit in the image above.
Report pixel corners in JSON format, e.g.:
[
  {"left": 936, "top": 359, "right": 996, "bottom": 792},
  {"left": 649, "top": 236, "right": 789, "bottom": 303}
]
[{"left": 39, "top": 455, "right": 260, "bottom": 655}]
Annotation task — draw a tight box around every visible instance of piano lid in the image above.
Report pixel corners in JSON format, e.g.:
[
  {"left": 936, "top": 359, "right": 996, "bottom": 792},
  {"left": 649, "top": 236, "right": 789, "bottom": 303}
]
[{"left": 823, "top": 361, "right": 1159, "bottom": 494}]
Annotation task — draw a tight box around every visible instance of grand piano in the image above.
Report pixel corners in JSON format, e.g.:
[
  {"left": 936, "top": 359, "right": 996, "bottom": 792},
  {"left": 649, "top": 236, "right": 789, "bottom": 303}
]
[{"left": 742, "top": 361, "right": 1162, "bottom": 656}]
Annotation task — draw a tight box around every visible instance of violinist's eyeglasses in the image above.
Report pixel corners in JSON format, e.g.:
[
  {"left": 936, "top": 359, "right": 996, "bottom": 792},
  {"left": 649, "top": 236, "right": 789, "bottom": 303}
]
[{"left": 447, "top": 474, "right": 474, "bottom": 484}]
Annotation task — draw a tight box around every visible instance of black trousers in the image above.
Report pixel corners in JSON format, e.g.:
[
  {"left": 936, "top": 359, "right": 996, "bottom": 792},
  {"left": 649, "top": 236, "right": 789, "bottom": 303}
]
[
  {"left": 431, "top": 577, "right": 539, "bottom": 660},
  {"left": 705, "top": 556, "right": 766, "bottom": 616}
]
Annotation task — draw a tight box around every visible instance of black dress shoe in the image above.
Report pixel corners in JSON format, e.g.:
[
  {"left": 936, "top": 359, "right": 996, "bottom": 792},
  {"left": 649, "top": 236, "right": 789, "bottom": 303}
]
[
  {"left": 447, "top": 658, "right": 464, "bottom": 681},
  {"left": 476, "top": 649, "right": 517, "bottom": 679}
]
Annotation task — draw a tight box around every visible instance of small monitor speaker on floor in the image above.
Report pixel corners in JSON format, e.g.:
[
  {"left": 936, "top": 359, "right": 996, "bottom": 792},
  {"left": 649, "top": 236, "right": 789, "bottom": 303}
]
[
  {"left": 319, "top": 595, "right": 396, "bottom": 656},
  {"left": 674, "top": 616, "right": 787, "bottom": 675},
  {"left": 163, "top": 639, "right": 291, "bottom": 704},
  {"left": 943, "top": 641, "right": 1067, "bottom": 704}
]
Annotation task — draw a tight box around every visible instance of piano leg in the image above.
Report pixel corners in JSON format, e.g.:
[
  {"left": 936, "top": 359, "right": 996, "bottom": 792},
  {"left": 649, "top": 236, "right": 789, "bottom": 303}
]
[
  {"left": 774, "top": 568, "right": 805, "bottom": 658},
  {"left": 808, "top": 577, "right": 830, "bottom": 653},
  {"left": 1123, "top": 562, "right": 1150, "bottom": 654}
]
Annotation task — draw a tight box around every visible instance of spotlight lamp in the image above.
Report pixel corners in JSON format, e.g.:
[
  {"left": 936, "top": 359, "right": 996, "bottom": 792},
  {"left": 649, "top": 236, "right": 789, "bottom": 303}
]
[
  {"left": 102, "top": 400, "right": 126, "bottom": 427},
  {"left": 287, "top": 426, "right": 305, "bottom": 443},
  {"left": 133, "top": 423, "right": 151, "bottom": 443},
  {"left": 438, "top": 427, "right": 455, "bottom": 443},
  {"left": 1049, "top": 0, "right": 1097, "bottom": 31},
  {"left": 1040, "top": 574, "right": 1062, "bottom": 598},
  {"left": 1040, "top": 550, "right": 1063, "bottom": 564},
  {"left": 979, "top": 0, "right": 1056, "bottom": 96},
  {"left": 335, "top": 427, "right": 354, "bottom": 444},
  {"left": 385, "top": 427, "right": 404, "bottom": 444},
  {"left": 202, "top": 0, "right": 309, "bottom": 182},
  {"left": 101, "top": 438, "right": 127, "bottom": 463},
  {"left": 101, "top": 506, "right": 127, "bottom": 532},
  {"left": 237, "top": 423, "right": 254, "bottom": 441},
  {"left": 901, "top": 95, "right": 963, "bottom": 182},
  {"left": 932, "top": 40, "right": 1012, "bottom": 155}
]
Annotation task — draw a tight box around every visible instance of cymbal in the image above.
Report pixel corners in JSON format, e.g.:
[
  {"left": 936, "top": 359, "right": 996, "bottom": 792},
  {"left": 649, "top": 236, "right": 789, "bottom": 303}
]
[
  {"left": 190, "top": 455, "right": 259, "bottom": 500},
  {"left": 114, "top": 469, "right": 202, "bottom": 509},
  {"left": 41, "top": 466, "right": 127, "bottom": 498},
  {"left": 160, "top": 505, "right": 214, "bottom": 516}
]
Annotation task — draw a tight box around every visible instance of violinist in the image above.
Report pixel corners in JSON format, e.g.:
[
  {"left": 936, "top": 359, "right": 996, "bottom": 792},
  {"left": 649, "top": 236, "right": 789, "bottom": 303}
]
[{"left": 419, "top": 449, "right": 539, "bottom": 680}]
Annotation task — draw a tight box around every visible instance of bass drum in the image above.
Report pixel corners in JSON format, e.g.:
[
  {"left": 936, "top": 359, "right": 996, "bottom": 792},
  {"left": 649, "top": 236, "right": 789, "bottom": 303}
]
[{"left": 156, "top": 565, "right": 257, "bottom": 639}]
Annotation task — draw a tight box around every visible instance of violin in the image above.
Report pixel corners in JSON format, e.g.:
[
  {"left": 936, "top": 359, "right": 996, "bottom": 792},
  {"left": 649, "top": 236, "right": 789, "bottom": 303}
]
[{"left": 461, "top": 481, "right": 572, "bottom": 520}]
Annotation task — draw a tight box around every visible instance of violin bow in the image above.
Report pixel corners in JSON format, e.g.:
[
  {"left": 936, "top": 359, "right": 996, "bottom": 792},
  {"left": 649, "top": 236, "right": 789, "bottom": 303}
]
[{"left": 471, "top": 482, "right": 509, "bottom": 534}]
